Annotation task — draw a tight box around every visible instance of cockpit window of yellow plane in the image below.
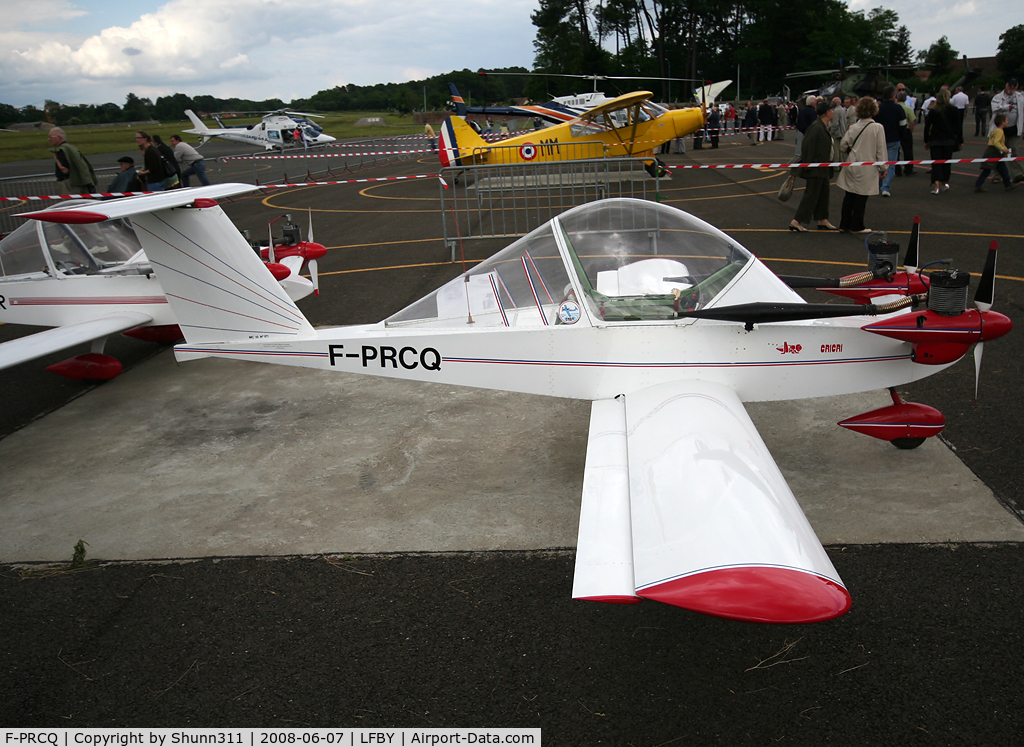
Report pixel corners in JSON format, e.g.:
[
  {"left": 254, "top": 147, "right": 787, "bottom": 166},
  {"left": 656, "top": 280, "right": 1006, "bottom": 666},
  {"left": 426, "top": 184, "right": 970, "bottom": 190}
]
[{"left": 570, "top": 121, "right": 608, "bottom": 138}]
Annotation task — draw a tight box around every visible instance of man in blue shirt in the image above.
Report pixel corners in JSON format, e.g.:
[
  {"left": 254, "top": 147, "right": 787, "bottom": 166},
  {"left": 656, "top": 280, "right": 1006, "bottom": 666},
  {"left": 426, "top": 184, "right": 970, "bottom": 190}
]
[{"left": 874, "top": 85, "right": 907, "bottom": 196}]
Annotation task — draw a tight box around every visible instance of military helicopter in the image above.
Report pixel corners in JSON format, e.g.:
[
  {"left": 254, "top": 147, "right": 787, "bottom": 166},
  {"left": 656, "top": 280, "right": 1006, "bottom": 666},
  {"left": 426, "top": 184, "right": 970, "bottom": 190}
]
[
  {"left": 183, "top": 109, "right": 336, "bottom": 151},
  {"left": 786, "top": 64, "right": 922, "bottom": 100}
]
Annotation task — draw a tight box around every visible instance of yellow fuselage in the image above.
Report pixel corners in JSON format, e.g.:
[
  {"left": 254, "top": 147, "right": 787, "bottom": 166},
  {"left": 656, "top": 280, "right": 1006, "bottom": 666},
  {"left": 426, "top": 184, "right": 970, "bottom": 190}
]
[{"left": 457, "top": 107, "right": 705, "bottom": 166}]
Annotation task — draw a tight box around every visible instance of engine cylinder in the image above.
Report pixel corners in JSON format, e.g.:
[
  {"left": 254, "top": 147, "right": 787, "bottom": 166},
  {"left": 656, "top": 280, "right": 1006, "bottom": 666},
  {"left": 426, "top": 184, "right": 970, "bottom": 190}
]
[
  {"left": 867, "top": 238, "right": 900, "bottom": 277},
  {"left": 928, "top": 270, "right": 970, "bottom": 316}
]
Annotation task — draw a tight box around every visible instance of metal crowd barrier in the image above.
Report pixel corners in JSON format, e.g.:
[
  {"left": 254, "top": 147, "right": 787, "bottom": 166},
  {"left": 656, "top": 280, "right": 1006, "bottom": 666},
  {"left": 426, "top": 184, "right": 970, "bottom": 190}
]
[
  {"left": 0, "top": 168, "right": 118, "bottom": 235},
  {"left": 214, "top": 144, "right": 424, "bottom": 187},
  {"left": 439, "top": 157, "right": 661, "bottom": 261}
]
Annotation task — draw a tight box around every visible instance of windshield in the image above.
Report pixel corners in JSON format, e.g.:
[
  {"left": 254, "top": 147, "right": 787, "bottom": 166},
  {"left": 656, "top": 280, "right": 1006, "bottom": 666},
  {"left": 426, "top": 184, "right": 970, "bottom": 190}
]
[
  {"left": 556, "top": 199, "right": 749, "bottom": 321},
  {"left": 43, "top": 218, "right": 143, "bottom": 275},
  {"left": 0, "top": 220, "right": 47, "bottom": 279},
  {"left": 385, "top": 199, "right": 751, "bottom": 328}
]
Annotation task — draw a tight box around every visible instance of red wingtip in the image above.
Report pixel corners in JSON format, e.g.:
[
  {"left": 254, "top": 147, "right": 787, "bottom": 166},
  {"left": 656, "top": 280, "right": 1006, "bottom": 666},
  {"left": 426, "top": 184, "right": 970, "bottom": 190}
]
[
  {"left": 638, "top": 567, "right": 852, "bottom": 623},
  {"left": 575, "top": 595, "right": 642, "bottom": 605},
  {"left": 990, "top": 240, "right": 998, "bottom": 251},
  {"left": 914, "top": 215, "right": 920, "bottom": 224},
  {"left": 25, "top": 210, "right": 109, "bottom": 224}
]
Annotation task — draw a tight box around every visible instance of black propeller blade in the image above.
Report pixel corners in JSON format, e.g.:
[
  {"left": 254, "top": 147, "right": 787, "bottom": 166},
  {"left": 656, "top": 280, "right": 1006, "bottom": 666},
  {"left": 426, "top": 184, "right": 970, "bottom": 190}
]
[
  {"left": 974, "top": 240, "right": 998, "bottom": 311},
  {"left": 905, "top": 215, "right": 920, "bottom": 272}
]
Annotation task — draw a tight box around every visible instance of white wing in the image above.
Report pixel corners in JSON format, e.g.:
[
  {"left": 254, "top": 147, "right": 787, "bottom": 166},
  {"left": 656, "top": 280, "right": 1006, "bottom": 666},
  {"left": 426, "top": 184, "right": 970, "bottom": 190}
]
[
  {"left": 0, "top": 312, "right": 152, "bottom": 371},
  {"left": 573, "top": 380, "right": 851, "bottom": 623}
]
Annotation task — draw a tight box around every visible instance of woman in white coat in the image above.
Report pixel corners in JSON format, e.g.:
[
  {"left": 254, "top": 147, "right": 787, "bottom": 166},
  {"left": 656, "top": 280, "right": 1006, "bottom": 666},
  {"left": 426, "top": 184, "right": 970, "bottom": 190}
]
[{"left": 837, "top": 97, "right": 888, "bottom": 234}]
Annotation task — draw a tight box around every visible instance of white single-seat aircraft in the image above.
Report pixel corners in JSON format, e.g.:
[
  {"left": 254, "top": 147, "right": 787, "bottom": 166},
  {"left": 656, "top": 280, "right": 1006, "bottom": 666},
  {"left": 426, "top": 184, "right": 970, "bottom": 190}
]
[
  {"left": 0, "top": 191, "right": 324, "bottom": 379},
  {"left": 183, "top": 109, "right": 337, "bottom": 151},
  {"left": 17, "top": 188, "right": 1011, "bottom": 622}
]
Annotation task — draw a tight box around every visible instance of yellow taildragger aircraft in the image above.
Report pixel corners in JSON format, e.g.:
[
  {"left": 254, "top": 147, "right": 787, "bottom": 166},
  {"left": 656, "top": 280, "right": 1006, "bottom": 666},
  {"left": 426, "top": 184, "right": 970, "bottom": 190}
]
[{"left": 437, "top": 91, "right": 704, "bottom": 169}]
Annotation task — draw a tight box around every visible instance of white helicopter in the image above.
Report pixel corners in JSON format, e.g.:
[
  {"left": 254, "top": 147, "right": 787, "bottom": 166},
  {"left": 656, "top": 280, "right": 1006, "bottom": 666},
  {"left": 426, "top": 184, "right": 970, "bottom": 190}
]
[
  {"left": 17, "top": 187, "right": 1011, "bottom": 623},
  {"left": 183, "top": 109, "right": 336, "bottom": 151},
  {"left": 0, "top": 193, "right": 323, "bottom": 380}
]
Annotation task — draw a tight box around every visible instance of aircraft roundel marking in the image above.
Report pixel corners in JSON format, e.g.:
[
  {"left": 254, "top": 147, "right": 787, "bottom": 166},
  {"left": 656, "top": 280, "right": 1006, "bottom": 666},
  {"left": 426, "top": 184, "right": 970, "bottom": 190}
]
[{"left": 519, "top": 143, "right": 538, "bottom": 161}]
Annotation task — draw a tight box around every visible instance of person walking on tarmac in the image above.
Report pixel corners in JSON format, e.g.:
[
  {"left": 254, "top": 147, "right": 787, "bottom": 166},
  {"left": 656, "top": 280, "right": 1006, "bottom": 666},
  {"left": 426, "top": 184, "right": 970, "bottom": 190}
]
[
  {"left": 48, "top": 127, "right": 96, "bottom": 195},
  {"left": 789, "top": 100, "right": 839, "bottom": 232}
]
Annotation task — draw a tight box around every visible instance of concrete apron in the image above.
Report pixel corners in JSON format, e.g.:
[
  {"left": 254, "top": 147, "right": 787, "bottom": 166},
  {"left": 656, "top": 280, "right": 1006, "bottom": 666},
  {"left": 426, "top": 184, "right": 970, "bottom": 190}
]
[{"left": 1, "top": 350, "right": 1022, "bottom": 564}]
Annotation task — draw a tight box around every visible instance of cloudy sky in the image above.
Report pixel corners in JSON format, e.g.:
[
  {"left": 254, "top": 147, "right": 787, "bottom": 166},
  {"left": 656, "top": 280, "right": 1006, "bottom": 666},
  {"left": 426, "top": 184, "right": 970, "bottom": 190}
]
[{"left": 0, "top": 0, "right": 1015, "bottom": 109}]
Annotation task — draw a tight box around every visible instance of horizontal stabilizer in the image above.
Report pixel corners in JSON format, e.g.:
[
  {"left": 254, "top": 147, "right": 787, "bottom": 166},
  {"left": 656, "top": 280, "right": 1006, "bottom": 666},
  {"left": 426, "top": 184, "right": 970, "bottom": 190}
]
[{"left": 18, "top": 184, "right": 259, "bottom": 225}]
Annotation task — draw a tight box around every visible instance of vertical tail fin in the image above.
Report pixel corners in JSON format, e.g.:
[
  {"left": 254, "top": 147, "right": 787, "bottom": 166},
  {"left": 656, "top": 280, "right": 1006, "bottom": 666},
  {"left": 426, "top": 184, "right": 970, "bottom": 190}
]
[
  {"left": 129, "top": 202, "right": 317, "bottom": 345},
  {"left": 447, "top": 83, "right": 468, "bottom": 117},
  {"left": 17, "top": 185, "right": 316, "bottom": 346},
  {"left": 183, "top": 109, "right": 213, "bottom": 145},
  {"left": 439, "top": 115, "right": 488, "bottom": 168},
  {"left": 184, "top": 109, "right": 209, "bottom": 132}
]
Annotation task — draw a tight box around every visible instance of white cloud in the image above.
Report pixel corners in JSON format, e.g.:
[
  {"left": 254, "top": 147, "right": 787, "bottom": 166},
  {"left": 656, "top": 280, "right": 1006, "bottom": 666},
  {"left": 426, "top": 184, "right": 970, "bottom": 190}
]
[
  {"left": 4, "top": 0, "right": 1011, "bottom": 109},
  {"left": 0, "top": 0, "right": 538, "bottom": 107},
  {"left": 847, "top": 0, "right": 1014, "bottom": 58},
  {"left": 6, "top": 0, "right": 86, "bottom": 26}
]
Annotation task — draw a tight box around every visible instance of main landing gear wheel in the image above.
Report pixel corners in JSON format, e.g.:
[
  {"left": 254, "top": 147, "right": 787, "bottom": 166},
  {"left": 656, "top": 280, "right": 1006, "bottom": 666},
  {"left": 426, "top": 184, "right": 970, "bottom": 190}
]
[{"left": 890, "top": 437, "right": 926, "bottom": 450}]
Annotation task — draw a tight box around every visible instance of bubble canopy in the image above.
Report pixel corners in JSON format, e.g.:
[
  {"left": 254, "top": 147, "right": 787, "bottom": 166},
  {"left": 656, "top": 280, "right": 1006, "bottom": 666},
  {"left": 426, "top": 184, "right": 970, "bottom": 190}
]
[{"left": 387, "top": 199, "right": 756, "bottom": 329}]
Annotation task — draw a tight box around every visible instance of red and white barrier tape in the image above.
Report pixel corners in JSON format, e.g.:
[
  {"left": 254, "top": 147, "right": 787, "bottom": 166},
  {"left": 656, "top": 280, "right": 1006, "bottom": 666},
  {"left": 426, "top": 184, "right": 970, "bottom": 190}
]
[
  {"left": 0, "top": 175, "right": 441, "bottom": 202},
  {"left": 3, "top": 157, "right": 1019, "bottom": 202},
  {"left": 667, "top": 156, "right": 1024, "bottom": 170},
  {"left": 222, "top": 149, "right": 433, "bottom": 160}
]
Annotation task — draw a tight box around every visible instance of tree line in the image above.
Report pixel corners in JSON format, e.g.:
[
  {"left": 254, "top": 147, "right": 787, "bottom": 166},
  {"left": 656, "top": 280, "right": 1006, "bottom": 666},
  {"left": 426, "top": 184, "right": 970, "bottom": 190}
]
[
  {"left": 0, "top": 92, "right": 289, "bottom": 129},
  {"left": 2, "top": 11, "right": 1023, "bottom": 128},
  {"left": 529, "top": 2, "right": 1024, "bottom": 102}
]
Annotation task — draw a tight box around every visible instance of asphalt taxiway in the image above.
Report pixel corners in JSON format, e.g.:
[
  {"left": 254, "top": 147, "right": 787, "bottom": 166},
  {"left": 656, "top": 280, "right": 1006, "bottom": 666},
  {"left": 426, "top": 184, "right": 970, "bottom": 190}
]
[{"left": 3, "top": 129, "right": 1024, "bottom": 740}]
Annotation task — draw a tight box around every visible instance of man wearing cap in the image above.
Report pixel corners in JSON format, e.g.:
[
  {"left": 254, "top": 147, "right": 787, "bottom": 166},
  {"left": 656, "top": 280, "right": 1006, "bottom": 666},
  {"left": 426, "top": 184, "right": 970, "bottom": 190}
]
[
  {"left": 106, "top": 156, "right": 141, "bottom": 193},
  {"left": 169, "top": 134, "right": 210, "bottom": 187},
  {"left": 990, "top": 79, "right": 1024, "bottom": 183}
]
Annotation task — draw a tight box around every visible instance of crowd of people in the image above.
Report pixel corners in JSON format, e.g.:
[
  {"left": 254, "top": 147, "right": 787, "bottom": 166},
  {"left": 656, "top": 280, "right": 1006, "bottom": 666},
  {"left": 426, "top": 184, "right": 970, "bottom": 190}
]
[
  {"left": 48, "top": 128, "right": 210, "bottom": 195},
  {"left": 774, "top": 79, "right": 1023, "bottom": 233}
]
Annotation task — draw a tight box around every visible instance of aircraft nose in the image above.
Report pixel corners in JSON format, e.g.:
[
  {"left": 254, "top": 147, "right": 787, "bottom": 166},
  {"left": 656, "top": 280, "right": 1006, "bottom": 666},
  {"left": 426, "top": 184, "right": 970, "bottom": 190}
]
[{"left": 671, "top": 107, "right": 705, "bottom": 141}]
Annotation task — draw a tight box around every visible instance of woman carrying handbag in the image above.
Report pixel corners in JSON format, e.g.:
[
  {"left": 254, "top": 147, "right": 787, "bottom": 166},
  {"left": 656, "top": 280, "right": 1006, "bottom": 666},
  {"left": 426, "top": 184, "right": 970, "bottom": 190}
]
[{"left": 837, "top": 97, "right": 887, "bottom": 234}]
